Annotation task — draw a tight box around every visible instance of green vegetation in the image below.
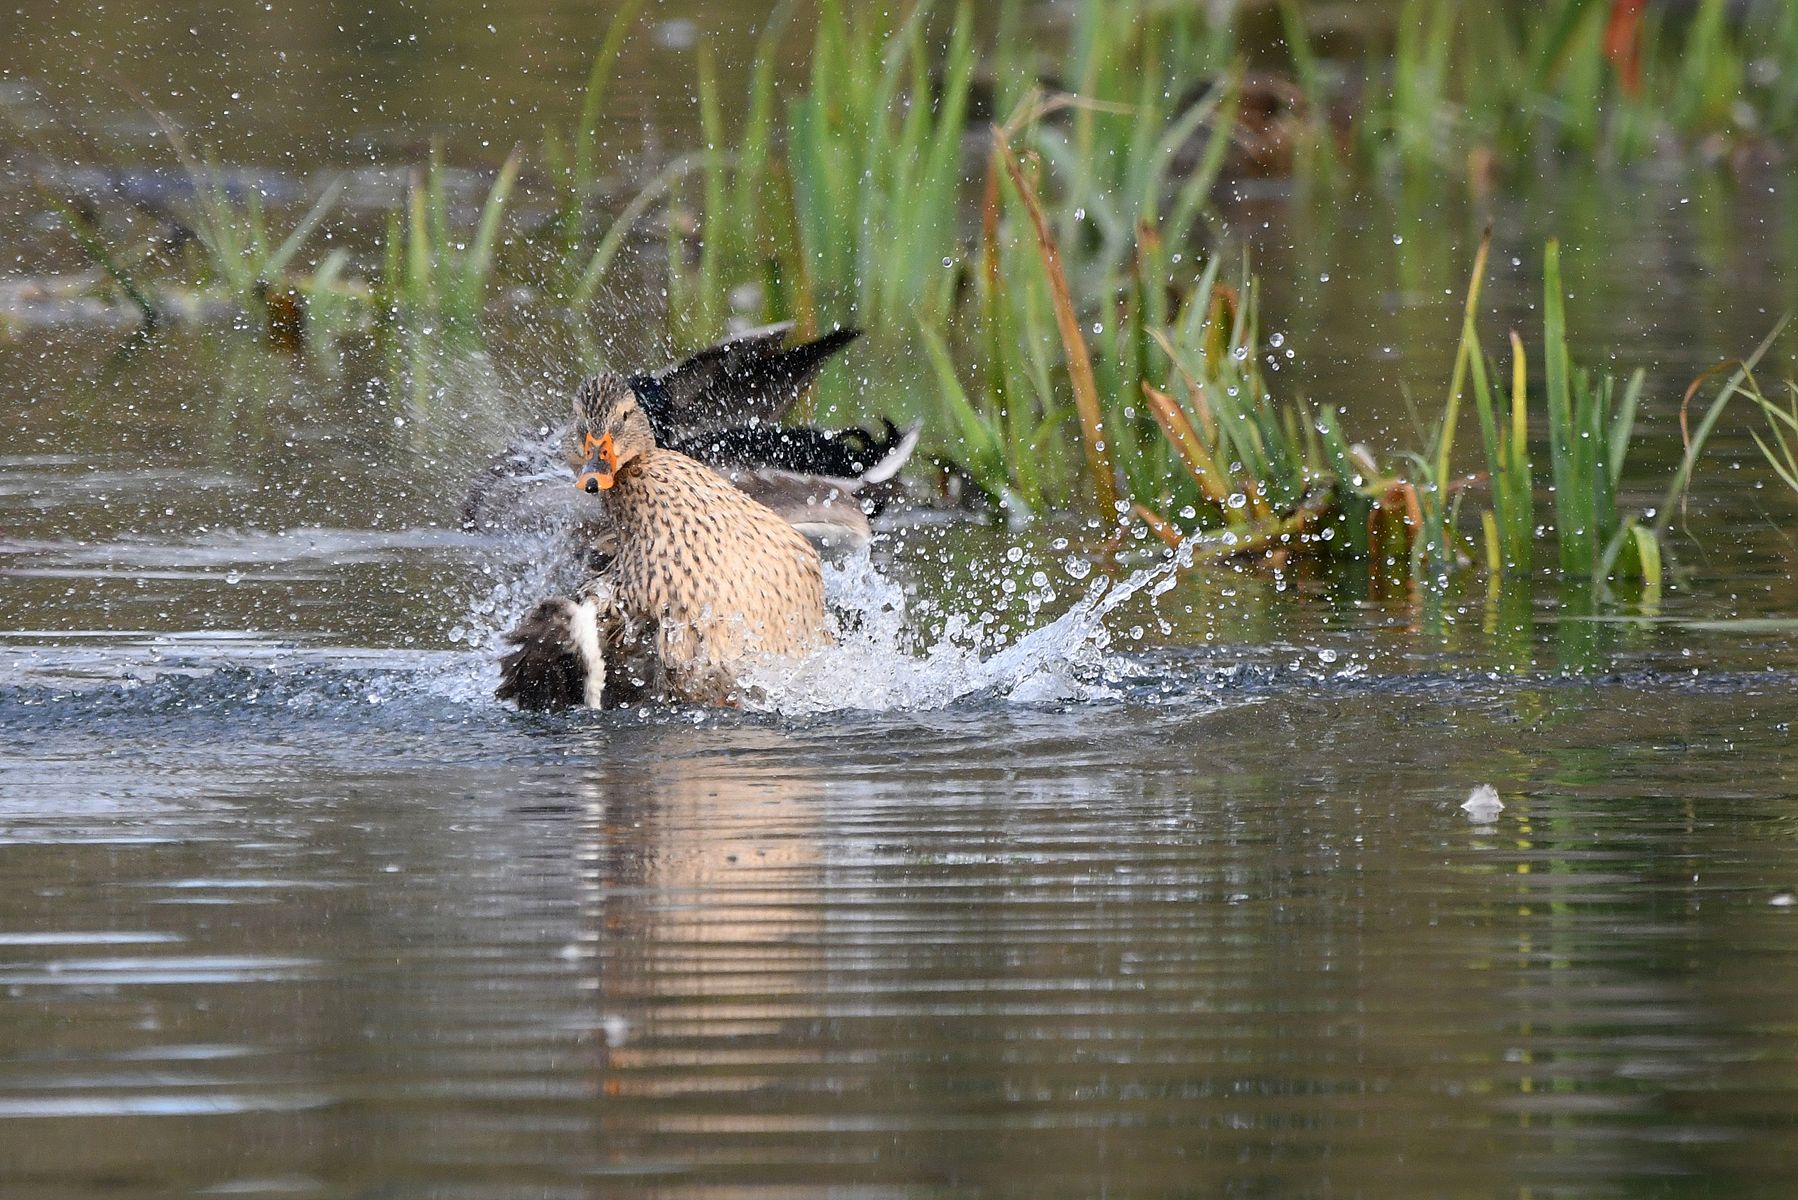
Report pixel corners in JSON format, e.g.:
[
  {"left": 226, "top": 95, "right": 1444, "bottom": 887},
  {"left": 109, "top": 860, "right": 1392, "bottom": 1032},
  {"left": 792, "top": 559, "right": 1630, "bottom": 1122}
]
[
  {"left": 179, "top": 164, "right": 345, "bottom": 323},
  {"left": 1748, "top": 377, "right": 1798, "bottom": 498},
  {"left": 1325, "top": 0, "right": 1796, "bottom": 182},
  {"left": 1432, "top": 237, "right": 1660, "bottom": 587},
  {"left": 378, "top": 146, "right": 521, "bottom": 346},
  {"left": 14, "top": 0, "right": 1794, "bottom": 596}
]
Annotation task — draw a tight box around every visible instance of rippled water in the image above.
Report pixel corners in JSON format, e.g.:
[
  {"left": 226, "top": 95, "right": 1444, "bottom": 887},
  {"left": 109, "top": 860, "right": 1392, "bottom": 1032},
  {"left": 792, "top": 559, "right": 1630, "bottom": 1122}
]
[
  {"left": 7, "top": 5, "right": 1798, "bottom": 1195},
  {"left": 6, "top": 329, "right": 1798, "bottom": 1194},
  {"left": 4, "top": 636, "right": 1798, "bottom": 1196},
  {"left": 5, "top": 458, "right": 1798, "bottom": 1199}
]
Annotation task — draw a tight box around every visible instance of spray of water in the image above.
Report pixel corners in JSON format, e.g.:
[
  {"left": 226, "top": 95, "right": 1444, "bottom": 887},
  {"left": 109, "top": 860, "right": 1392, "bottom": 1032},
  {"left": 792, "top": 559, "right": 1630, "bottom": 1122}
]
[
  {"left": 737, "top": 534, "right": 1202, "bottom": 715},
  {"left": 447, "top": 371, "right": 1208, "bottom": 717}
]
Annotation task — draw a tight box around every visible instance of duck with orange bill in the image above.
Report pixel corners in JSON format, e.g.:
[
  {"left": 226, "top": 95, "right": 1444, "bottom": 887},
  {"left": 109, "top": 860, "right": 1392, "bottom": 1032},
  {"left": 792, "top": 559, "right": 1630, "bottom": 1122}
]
[{"left": 493, "top": 325, "right": 912, "bottom": 711}]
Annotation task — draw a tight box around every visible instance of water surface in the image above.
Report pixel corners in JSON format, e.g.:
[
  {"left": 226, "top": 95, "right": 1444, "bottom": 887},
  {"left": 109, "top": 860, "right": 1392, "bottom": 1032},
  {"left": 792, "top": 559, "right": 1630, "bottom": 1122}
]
[{"left": 4, "top": 4, "right": 1798, "bottom": 1197}]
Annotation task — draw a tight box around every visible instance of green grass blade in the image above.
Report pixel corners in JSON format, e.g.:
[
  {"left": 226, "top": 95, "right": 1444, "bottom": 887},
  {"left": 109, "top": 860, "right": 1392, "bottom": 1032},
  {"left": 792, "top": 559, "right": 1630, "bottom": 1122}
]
[
  {"left": 573, "top": 0, "right": 648, "bottom": 191},
  {"left": 458, "top": 149, "right": 521, "bottom": 321},
  {"left": 1437, "top": 229, "right": 1493, "bottom": 487},
  {"left": 37, "top": 186, "right": 159, "bottom": 326},
  {"left": 1752, "top": 429, "right": 1798, "bottom": 494},
  {"left": 570, "top": 154, "right": 700, "bottom": 308},
  {"left": 406, "top": 174, "right": 433, "bottom": 314},
  {"left": 1655, "top": 316, "right": 1790, "bottom": 538},
  {"left": 1164, "top": 71, "right": 1239, "bottom": 249},
  {"left": 262, "top": 173, "right": 346, "bottom": 282},
  {"left": 1543, "top": 239, "right": 1588, "bottom": 574},
  {"left": 1607, "top": 366, "right": 1646, "bottom": 488},
  {"left": 921, "top": 321, "right": 1007, "bottom": 499}
]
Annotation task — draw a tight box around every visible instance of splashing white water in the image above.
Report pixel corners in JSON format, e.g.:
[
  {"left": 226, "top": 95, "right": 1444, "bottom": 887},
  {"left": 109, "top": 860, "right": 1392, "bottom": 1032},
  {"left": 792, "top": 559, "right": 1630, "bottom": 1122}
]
[
  {"left": 739, "top": 535, "right": 1201, "bottom": 716},
  {"left": 461, "top": 439, "right": 1207, "bottom": 717}
]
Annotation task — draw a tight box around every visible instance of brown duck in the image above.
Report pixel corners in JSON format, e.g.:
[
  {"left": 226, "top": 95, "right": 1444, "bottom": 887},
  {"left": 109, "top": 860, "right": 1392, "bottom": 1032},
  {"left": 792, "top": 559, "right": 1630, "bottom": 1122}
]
[
  {"left": 497, "top": 374, "right": 831, "bottom": 711},
  {"left": 463, "top": 324, "right": 916, "bottom": 557}
]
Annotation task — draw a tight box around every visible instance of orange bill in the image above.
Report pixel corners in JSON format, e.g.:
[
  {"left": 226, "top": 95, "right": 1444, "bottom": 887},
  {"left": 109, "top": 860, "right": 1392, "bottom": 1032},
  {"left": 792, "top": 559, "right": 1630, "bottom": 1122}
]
[{"left": 576, "top": 431, "right": 619, "bottom": 493}]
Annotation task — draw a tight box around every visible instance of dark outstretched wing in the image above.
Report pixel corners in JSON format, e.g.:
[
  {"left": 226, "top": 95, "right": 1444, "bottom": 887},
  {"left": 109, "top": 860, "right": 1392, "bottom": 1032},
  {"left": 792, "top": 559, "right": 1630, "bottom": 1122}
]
[
  {"left": 496, "top": 598, "right": 589, "bottom": 712},
  {"left": 632, "top": 324, "right": 862, "bottom": 437},
  {"left": 667, "top": 419, "right": 919, "bottom": 518},
  {"left": 667, "top": 418, "right": 905, "bottom": 480}
]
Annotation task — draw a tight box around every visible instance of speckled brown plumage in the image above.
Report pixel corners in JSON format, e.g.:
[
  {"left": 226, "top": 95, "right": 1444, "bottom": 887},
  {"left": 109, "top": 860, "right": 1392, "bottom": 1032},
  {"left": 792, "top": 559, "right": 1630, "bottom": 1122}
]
[
  {"left": 602, "top": 446, "right": 828, "bottom": 703},
  {"left": 496, "top": 372, "right": 841, "bottom": 711}
]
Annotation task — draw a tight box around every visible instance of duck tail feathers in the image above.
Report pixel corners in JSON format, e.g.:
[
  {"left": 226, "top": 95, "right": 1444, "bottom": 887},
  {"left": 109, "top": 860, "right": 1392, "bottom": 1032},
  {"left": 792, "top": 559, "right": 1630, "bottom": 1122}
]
[
  {"left": 858, "top": 419, "right": 920, "bottom": 485},
  {"left": 496, "top": 597, "right": 606, "bottom": 712}
]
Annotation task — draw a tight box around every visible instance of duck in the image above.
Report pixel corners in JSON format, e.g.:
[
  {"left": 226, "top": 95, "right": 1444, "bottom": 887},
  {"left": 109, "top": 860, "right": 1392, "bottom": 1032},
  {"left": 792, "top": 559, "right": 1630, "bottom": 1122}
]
[
  {"left": 496, "top": 372, "right": 832, "bottom": 711},
  {"left": 462, "top": 323, "right": 917, "bottom": 558}
]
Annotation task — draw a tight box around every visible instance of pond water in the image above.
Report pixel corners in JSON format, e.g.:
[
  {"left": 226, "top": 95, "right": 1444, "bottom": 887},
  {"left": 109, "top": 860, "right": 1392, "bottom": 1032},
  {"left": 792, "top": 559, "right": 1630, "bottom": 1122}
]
[{"left": 5, "top": 4, "right": 1798, "bottom": 1198}]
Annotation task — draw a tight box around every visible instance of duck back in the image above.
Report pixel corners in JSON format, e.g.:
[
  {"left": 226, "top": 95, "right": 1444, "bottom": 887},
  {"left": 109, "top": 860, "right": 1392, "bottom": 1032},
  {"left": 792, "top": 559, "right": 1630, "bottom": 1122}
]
[{"left": 607, "top": 449, "right": 828, "bottom": 700}]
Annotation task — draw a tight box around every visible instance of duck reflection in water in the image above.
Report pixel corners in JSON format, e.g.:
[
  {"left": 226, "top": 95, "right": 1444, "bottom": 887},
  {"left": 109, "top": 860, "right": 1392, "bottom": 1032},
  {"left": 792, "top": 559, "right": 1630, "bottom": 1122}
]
[{"left": 561, "top": 726, "right": 830, "bottom": 1116}]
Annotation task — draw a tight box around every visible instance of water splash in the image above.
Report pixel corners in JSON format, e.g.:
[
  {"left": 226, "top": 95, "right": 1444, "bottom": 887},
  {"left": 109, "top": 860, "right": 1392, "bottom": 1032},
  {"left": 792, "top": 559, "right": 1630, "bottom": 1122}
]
[
  {"left": 740, "top": 535, "right": 1205, "bottom": 715},
  {"left": 448, "top": 428, "right": 1214, "bottom": 717}
]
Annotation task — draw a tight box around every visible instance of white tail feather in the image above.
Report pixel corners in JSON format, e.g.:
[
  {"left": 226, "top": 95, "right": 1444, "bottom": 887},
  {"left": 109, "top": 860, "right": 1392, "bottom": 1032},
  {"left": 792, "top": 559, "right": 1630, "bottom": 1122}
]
[
  {"left": 570, "top": 598, "right": 606, "bottom": 708},
  {"left": 860, "top": 423, "right": 921, "bottom": 485}
]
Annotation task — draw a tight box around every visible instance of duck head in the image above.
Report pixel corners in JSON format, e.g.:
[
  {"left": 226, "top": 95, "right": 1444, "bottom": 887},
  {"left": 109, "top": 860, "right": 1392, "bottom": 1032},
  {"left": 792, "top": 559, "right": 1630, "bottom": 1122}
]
[{"left": 568, "top": 373, "right": 657, "bottom": 494}]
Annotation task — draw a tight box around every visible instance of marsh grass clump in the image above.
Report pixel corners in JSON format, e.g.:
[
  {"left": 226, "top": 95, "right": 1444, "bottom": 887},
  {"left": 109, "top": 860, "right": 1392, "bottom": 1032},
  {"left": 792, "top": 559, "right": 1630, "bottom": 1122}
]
[
  {"left": 1442, "top": 237, "right": 1660, "bottom": 586},
  {"left": 377, "top": 145, "right": 521, "bottom": 344},
  {"left": 372, "top": 146, "right": 522, "bottom": 407},
  {"left": 1440, "top": 240, "right": 1793, "bottom": 595},
  {"left": 618, "top": 0, "right": 1252, "bottom": 350},
  {"left": 951, "top": 129, "right": 1754, "bottom": 596},
  {"left": 176, "top": 163, "right": 346, "bottom": 326},
  {"left": 574, "top": 1, "right": 1780, "bottom": 593},
  {"left": 1323, "top": 0, "right": 1798, "bottom": 184},
  {"left": 701, "top": 0, "right": 980, "bottom": 337},
  {"left": 30, "top": 140, "right": 351, "bottom": 340},
  {"left": 1656, "top": 320, "right": 1792, "bottom": 526},
  {"left": 931, "top": 116, "right": 1374, "bottom": 566},
  {"left": 21, "top": 0, "right": 1796, "bottom": 349}
]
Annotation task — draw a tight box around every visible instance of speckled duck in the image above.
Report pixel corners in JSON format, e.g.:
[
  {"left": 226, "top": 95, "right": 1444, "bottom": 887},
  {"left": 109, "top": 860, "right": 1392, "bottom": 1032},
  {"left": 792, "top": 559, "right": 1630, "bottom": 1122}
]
[
  {"left": 464, "top": 324, "right": 916, "bottom": 556},
  {"left": 497, "top": 370, "right": 841, "bottom": 711}
]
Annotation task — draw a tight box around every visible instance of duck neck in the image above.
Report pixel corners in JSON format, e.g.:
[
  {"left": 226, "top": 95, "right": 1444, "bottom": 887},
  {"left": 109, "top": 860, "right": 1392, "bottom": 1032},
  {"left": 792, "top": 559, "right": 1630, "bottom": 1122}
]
[{"left": 602, "top": 451, "right": 661, "bottom": 523}]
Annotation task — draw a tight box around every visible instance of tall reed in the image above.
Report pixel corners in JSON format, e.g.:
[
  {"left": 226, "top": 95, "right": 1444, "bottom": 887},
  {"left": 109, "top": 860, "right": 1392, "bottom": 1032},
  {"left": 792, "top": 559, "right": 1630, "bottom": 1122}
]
[
  {"left": 378, "top": 145, "right": 521, "bottom": 341},
  {"left": 1450, "top": 240, "right": 1661, "bottom": 586}
]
